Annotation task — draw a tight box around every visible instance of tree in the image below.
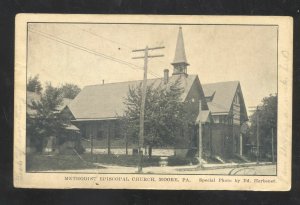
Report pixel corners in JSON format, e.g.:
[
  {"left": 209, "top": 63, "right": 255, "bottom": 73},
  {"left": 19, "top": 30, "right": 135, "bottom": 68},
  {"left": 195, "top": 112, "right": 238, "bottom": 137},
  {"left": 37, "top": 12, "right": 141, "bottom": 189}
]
[
  {"left": 249, "top": 94, "right": 277, "bottom": 160},
  {"left": 27, "top": 75, "right": 42, "bottom": 94},
  {"left": 122, "top": 79, "right": 189, "bottom": 157},
  {"left": 27, "top": 83, "right": 70, "bottom": 152},
  {"left": 59, "top": 83, "right": 81, "bottom": 99}
]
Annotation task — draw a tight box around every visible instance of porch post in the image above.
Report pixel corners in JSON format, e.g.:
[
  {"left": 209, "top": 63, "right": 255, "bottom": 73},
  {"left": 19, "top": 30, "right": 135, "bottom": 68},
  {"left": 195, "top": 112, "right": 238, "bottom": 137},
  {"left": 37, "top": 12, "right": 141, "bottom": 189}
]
[
  {"left": 198, "top": 100, "right": 203, "bottom": 167},
  {"left": 199, "top": 123, "right": 202, "bottom": 164},
  {"left": 209, "top": 123, "right": 212, "bottom": 157},
  {"left": 240, "top": 133, "right": 243, "bottom": 156}
]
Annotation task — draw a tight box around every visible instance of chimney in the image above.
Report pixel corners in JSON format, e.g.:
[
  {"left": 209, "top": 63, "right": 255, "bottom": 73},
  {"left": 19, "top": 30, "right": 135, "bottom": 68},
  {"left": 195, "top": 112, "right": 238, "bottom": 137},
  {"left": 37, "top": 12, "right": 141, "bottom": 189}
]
[{"left": 164, "top": 69, "right": 169, "bottom": 84}]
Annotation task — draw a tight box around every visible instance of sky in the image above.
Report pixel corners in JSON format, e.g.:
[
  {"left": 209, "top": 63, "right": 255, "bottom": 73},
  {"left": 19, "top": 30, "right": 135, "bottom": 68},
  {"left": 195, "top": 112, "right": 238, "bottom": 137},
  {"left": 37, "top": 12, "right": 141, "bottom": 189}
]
[{"left": 27, "top": 23, "right": 278, "bottom": 109}]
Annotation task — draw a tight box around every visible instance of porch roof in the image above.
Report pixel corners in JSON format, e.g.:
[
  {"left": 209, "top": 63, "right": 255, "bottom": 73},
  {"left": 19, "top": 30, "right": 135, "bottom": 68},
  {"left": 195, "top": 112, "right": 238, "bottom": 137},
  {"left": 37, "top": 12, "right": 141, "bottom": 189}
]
[
  {"left": 202, "top": 81, "right": 239, "bottom": 114},
  {"left": 195, "top": 110, "right": 211, "bottom": 124}
]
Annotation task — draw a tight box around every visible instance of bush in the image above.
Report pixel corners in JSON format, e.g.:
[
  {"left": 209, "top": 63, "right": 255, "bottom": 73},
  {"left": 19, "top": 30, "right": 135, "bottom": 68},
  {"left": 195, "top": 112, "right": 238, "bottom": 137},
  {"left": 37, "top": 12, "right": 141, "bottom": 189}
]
[
  {"left": 168, "top": 156, "right": 198, "bottom": 166},
  {"left": 74, "top": 141, "right": 85, "bottom": 154},
  {"left": 186, "top": 148, "right": 198, "bottom": 158},
  {"left": 190, "top": 157, "right": 199, "bottom": 165}
]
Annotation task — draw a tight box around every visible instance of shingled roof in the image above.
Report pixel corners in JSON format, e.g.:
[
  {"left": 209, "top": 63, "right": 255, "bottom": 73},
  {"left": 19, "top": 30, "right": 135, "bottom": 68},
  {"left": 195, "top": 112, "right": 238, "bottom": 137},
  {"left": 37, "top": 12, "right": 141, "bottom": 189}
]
[
  {"left": 195, "top": 110, "right": 212, "bottom": 124},
  {"left": 68, "top": 75, "right": 204, "bottom": 120},
  {"left": 202, "top": 81, "right": 239, "bottom": 114},
  {"left": 27, "top": 91, "right": 72, "bottom": 116},
  {"left": 27, "top": 91, "right": 41, "bottom": 116},
  {"left": 202, "top": 81, "right": 247, "bottom": 117}
]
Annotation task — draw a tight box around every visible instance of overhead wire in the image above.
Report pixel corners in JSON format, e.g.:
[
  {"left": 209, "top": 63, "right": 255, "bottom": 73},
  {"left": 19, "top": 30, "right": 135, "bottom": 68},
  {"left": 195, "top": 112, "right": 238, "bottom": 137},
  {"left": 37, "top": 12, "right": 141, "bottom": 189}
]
[
  {"left": 28, "top": 28, "right": 161, "bottom": 78},
  {"left": 72, "top": 25, "right": 169, "bottom": 74},
  {"left": 72, "top": 25, "right": 133, "bottom": 50},
  {"left": 30, "top": 27, "right": 251, "bottom": 117}
]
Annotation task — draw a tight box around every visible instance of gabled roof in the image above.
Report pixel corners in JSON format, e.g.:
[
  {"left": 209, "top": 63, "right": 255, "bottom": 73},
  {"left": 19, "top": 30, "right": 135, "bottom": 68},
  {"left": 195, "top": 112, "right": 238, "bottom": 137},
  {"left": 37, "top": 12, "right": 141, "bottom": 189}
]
[
  {"left": 202, "top": 81, "right": 240, "bottom": 114},
  {"left": 195, "top": 110, "right": 212, "bottom": 124},
  {"left": 68, "top": 75, "right": 199, "bottom": 120},
  {"left": 26, "top": 91, "right": 72, "bottom": 115},
  {"left": 65, "top": 124, "right": 80, "bottom": 131},
  {"left": 27, "top": 91, "right": 41, "bottom": 116},
  {"left": 58, "top": 98, "right": 73, "bottom": 111}
]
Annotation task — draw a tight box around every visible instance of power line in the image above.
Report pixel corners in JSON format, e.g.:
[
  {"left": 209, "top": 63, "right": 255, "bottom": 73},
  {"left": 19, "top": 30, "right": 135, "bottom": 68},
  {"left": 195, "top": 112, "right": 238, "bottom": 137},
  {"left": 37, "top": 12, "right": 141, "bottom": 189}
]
[
  {"left": 73, "top": 25, "right": 170, "bottom": 70},
  {"left": 29, "top": 28, "right": 161, "bottom": 78},
  {"left": 74, "top": 24, "right": 169, "bottom": 74},
  {"left": 73, "top": 25, "right": 133, "bottom": 50},
  {"left": 29, "top": 29, "right": 141, "bottom": 70}
]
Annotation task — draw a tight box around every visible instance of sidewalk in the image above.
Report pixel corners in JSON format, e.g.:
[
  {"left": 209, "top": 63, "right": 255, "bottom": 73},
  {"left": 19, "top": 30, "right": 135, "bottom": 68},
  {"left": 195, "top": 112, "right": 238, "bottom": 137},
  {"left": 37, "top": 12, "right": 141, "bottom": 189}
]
[
  {"left": 178, "top": 161, "right": 274, "bottom": 171},
  {"left": 41, "top": 161, "right": 275, "bottom": 174}
]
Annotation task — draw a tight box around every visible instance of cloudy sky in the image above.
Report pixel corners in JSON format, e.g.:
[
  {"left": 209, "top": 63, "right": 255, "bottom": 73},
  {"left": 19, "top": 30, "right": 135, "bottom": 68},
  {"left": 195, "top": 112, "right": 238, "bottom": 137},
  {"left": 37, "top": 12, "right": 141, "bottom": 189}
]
[{"left": 27, "top": 23, "right": 278, "bottom": 109}]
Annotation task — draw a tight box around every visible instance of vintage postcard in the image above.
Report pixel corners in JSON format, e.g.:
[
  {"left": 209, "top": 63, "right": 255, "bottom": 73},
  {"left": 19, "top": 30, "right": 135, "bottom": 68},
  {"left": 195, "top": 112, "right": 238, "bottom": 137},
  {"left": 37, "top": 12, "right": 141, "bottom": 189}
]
[{"left": 14, "top": 14, "right": 293, "bottom": 190}]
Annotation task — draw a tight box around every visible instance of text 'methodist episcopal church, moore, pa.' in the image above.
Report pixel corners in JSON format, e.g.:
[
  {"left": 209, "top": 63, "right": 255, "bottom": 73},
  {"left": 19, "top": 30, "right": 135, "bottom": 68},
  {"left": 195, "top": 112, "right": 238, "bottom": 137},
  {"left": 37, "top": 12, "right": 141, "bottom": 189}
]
[{"left": 60, "top": 27, "right": 249, "bottom": 161}]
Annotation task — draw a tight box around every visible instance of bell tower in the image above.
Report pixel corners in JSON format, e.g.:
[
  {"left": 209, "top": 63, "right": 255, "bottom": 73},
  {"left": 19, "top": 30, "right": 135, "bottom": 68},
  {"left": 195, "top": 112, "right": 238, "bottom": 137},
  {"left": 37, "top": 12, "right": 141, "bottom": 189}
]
[{"left": 171, "top": 27, "right": 189, "bottom": 75}]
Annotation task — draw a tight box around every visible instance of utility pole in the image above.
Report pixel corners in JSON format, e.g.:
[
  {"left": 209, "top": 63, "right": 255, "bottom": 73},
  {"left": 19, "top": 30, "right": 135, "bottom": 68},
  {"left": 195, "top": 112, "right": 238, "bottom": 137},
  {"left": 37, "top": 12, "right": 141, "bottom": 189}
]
[
  {"left": 132, "top": 46, "right": 164, "bottom": 173},
  {"left": 232, "top": 113, "right": 235, "bottom": 155}
]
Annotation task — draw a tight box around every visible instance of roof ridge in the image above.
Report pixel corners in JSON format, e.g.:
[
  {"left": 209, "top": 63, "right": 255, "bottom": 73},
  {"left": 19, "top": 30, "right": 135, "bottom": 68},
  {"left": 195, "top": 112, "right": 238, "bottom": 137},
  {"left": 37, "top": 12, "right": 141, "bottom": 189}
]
[
  {"left": 202, "top": 80, "right": 240, "bottom": 86},
  {"left": 84, "top": 77, "right": 163, "bottom": 88},
  {"left": 82, "top": 74, "right": 198, "bottom": 88},
  {"left": 68, "top": 74, "right": 199, "bottom": 119}
]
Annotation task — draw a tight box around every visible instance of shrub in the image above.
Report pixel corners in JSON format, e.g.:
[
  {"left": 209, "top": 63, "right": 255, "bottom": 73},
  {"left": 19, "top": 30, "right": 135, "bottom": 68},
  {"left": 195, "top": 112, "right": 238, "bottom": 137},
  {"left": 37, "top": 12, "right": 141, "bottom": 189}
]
[
  {"left": 144, "top": 156, "right": 160, "bottom": 166},
  {"left": 74, "top": 141, "right": 85, "bottom": 154},
  {"left": 167, "top": 156, "right": 199, "bottom": 166},
  {"left": 190, "top": 157, "right": 199, "bottom": 165},
  {"left": 186, "top": 148, "right": 198, "bottom": 158}
]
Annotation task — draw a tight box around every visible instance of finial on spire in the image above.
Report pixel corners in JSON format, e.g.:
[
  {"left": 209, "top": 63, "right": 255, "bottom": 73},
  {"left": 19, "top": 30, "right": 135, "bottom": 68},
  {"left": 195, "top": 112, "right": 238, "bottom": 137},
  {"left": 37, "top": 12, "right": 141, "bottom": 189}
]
[{"left": 171, "top": 26, "right": 189, "bottom": 75}]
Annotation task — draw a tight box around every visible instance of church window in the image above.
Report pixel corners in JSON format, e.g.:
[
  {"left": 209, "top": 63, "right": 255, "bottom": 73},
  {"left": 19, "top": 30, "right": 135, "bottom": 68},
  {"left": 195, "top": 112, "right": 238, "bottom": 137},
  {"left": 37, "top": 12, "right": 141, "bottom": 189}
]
[
  {"left": 219, "top": 115, "right": 227, "bottom": 124},
  {"left": 213, "top": 116, "right": 219, "bottom": 123},
  {"left": 234, "top": 93, "right": 240, "bottom": 104}
]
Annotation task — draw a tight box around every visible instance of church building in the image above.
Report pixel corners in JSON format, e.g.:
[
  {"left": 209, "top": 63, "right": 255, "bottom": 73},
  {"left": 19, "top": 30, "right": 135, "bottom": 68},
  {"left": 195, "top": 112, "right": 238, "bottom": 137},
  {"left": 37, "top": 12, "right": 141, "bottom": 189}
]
[{"left": 66, "top": 27, "right": 248, "bottom": 161}]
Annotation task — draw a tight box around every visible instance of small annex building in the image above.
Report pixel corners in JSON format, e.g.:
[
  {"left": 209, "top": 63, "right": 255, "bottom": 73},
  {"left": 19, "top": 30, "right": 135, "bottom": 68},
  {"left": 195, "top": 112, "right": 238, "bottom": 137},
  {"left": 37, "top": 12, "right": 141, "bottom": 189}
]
[
  {"left": 202, "top": 81, "right": 248, "bottom": 158},
  {"left": 66, "top": 27, "right": 248, "bottom": 160},
  {"left": 26, "top": 91, "right": 80, "bottom": 153}
]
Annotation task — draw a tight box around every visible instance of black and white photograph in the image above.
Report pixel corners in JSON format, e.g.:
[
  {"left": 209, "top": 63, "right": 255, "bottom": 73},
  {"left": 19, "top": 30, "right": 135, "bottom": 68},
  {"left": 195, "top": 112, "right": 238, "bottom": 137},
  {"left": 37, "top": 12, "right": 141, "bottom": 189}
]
[{"left": 14, "top": 14, "right": 292, "bottom": 190}]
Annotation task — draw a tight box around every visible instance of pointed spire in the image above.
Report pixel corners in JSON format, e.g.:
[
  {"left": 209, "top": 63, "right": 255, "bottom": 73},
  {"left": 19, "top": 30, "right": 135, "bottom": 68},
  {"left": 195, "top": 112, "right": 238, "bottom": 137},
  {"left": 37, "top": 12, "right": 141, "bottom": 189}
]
[
  {"left": 172, "top": 27, "right": 189, "bottom": 65},
  {"left": 172, "top": 27, "right": 189, "bottom": 75}
]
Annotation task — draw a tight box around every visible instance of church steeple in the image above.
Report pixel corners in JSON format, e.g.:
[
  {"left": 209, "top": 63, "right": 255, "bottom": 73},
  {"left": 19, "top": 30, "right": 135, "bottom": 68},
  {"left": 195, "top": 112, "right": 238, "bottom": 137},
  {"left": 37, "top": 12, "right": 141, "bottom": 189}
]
[{"left": 171, "top": 26, "right": 189, "bottom": 75}]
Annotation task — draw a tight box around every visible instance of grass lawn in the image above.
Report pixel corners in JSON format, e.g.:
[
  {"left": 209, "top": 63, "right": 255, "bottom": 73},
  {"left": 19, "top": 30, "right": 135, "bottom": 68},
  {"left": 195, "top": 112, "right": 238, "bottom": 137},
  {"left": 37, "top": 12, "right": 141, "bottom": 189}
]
[
  {"left": 26, "top": 154, "right": 98, "bottom": 171},
  {"left": 26, "top": 153, "right": 160, "bottom": 171},
  {"left": 82, "top": 154, "right": 160, "bottom": 167}
]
